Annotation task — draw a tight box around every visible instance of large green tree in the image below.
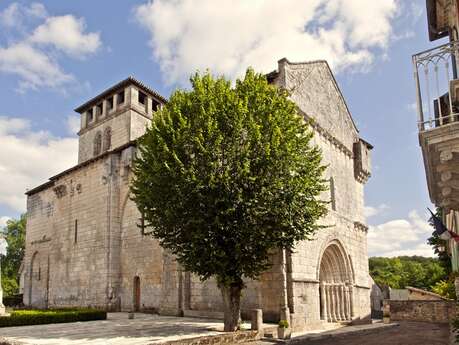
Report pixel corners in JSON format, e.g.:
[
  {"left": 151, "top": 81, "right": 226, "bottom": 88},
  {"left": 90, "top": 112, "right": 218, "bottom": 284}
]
[
  {"left": 1, "top": 214, "right": 26, "bottom": 296},
  {"left": 131, "top": 70, "right": 328, "bottom": 331}
]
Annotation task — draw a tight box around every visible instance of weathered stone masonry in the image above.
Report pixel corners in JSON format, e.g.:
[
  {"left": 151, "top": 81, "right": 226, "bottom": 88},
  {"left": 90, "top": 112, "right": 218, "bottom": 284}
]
[{"left": 23, "top": 59, "right": 372, "bottom": 331}]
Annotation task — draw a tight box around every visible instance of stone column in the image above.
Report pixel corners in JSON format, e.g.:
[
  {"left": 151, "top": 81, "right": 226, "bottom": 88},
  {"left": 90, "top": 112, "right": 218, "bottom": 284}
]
[
  {"left": 344, "top": 285, "right": 351, "bottom": 320},
  {"left": 112, "top": 93, "right": 118, "bottom": 112},
  {"left": 102, "top": 99, "right": 108, "bottom": 117},
  {"left": 251, "top": 309, "right": 263, "bottom": 335},
  {"left": 326, "top": 285, "right": 332, "bottom": 322},
  {"left": 330, "top": 285, "right": 336, "bottom": 322},
  {"left": 339, "top": 285, "right": 346, "bottom": 321},
  {"left": 320, "top": 283, "right": 327, "bottom": 321},
  {"left": 336, "top": 285, "right": 342, "bottom": 321}
]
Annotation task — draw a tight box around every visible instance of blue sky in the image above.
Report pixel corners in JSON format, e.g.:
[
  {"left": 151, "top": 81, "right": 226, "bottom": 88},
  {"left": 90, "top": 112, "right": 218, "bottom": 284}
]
[{"left": 0, "top": 0, "right": 443, "bottom": 256}]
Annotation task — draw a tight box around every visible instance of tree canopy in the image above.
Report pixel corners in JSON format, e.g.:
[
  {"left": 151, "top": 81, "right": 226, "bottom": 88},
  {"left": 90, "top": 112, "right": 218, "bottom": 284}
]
[
  {"left": 1, "top": 214, "right": 26, "bottom": 297},
  {"left": 369, "top": 256, "right": 446, "bottom": 291},
  {"left": 131, "top": 69, "right": 328, "bottom": 330}
]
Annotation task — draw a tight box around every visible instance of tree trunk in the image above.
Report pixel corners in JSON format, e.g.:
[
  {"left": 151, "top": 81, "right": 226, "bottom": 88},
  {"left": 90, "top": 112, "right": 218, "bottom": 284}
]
[{"left": 220, "top": 283, "right": 242, "bottom": 332}]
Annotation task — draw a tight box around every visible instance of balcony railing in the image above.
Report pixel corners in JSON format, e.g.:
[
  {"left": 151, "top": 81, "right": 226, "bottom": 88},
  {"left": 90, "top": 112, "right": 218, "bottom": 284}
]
[{"left": 413, "top": 40, "right": 459, "bottom": 131}]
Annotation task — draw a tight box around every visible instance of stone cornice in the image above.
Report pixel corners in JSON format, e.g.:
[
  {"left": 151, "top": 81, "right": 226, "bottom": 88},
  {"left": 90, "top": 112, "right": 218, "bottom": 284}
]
[
  {"left": 299, "top": 109, "right": 354, "bottom": 158},
  {"left": 354, "top": 221, "right": 369, "bottom": 233},
  {"left": 78, "top": 105, "right": 151, "bottom": 136}
]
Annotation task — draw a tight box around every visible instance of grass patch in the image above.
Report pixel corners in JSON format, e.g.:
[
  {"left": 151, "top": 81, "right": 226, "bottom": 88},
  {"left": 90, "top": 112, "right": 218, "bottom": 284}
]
[{"left": 0, "top": 308, "right": 107, "bottom": 327}]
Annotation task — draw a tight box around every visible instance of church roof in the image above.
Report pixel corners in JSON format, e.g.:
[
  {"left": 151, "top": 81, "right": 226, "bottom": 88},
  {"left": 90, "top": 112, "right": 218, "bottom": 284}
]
[
  {"left": 25, "top": 141, "right": 137, "bottom": 196},
  {"left": 74, "top": 76, "right": 167, "bottom": 113}
]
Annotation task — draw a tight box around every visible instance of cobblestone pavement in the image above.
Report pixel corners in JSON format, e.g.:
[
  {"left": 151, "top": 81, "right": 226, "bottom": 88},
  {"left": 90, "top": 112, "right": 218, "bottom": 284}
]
[{"left": 257, "top": 322, "right": 449, "bottom": 345}]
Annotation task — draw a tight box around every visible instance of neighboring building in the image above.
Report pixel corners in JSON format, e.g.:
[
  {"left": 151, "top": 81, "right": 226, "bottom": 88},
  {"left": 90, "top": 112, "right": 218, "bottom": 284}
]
[
  {"left": 405, "top": 286, "right": 450, "bottom": 301},
  {"left": 413, "top": 1, "right": 459, "bottom": 291},
  {"left": 370, "top": 277, "right": 383, "bottom": 319},
  {"left": 23, "top": 59, "right": 372, "bottom": 331}
]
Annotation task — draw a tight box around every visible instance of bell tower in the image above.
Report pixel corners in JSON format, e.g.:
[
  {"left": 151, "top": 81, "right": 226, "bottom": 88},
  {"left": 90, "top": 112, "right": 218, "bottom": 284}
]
[{"left": 74, "top": 77, "right": 166, "bottom": 164}]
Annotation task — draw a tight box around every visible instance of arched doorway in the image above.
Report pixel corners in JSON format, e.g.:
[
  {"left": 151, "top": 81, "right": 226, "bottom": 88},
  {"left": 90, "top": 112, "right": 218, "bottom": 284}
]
[
  {"left": 318, "top": 241, "right": 353, "bottom": 322},
  {"left": 133, "top": 276, "right": 141, "bottom": 312}
]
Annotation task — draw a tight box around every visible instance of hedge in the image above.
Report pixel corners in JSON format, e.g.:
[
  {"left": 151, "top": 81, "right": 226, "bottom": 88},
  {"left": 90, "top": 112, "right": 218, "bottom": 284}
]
[
  {"left": 2, "top": 294, "right": 23, "bottom": 307},
  {"left": 0, "top": 308, "right": 107, "bottom": 327}
]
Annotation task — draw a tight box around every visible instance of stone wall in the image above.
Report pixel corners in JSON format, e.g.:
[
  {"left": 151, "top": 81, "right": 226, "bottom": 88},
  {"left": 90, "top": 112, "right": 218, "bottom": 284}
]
[{"left": 388, "top": 300, "right": 456, "bottom": 323}]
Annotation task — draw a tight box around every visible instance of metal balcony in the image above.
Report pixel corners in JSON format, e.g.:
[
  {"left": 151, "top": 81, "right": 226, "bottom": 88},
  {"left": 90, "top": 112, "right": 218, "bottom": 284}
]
[
  {"left": 413, "top": 40, "right": 459, "bottom": 131},
  {"left": 413, "top": 41, "right": 459, "bottom": 210}
]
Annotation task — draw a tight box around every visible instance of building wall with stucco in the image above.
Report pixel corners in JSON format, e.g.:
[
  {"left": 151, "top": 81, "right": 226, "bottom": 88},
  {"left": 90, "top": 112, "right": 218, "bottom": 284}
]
[{"left": 23, "top": 60, "right": 372, "bottom": 331}]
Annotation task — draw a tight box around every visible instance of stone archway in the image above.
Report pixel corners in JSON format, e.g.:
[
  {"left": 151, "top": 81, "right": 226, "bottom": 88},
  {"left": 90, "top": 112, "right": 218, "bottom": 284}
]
[{"left": 318, "top": 241, "right": 353, "bottom": 322}]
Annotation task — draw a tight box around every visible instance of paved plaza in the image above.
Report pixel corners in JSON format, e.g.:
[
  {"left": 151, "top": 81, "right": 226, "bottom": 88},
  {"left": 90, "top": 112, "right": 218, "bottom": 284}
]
[
  {"left": 0, "top": 313, "right": 243, "bottom": 345},
  {"left": 0, "top": 314, "right": 448, "bottom": 345},
  {"left": 283, "top": 321, "right": 449, "bottom": 345}
]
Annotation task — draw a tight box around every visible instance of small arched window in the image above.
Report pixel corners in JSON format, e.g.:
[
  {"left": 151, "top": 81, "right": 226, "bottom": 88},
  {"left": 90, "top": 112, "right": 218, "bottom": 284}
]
[
  {"left": 329, "top": 177, "right": 336, "bottom": 211},
  {"left": 93, "top": 131, "right": 102, "bottom": 156},
  {"left": 103, "top": 127, "right": 112, "bottom": 152}
]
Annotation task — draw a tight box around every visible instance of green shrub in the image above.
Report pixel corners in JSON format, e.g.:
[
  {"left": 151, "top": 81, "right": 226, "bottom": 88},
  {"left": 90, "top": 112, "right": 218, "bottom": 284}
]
[
  {"left": 3, "top": 294, "right": 23, "bottom": 307},
  {"left": 278, "top": 319, "right": 289, "bottom": 328},
  {"left": 431, "top": 279, "right": 456, "bottom": 299},
  {"left": 0, "top": 308, "right": 107, "bottom": 327}
]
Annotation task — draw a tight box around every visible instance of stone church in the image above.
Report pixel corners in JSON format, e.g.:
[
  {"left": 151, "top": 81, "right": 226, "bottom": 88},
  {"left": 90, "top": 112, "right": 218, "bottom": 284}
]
[{"left": 23, "top": 58, "right": 372, "bottom": 331}]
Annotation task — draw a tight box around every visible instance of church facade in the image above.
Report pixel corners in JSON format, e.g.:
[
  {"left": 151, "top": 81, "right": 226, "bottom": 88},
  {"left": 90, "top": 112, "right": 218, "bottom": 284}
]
[{"left": 23, "top": 58, "right": 372, "bottom": 331}]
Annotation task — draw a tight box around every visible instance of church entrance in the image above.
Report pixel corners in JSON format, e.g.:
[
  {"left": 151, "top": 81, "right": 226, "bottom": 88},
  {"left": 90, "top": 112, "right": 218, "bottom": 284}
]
[
  {"left": 133, "top": 276, "right": 141, "bottom": 312},
  {"left": 318, "top": 242, "right": 353, "bottom": 322}
]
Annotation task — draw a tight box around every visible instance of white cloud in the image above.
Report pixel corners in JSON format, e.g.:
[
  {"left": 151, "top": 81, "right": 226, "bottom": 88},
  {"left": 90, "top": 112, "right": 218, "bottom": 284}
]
[
  {"left": 0, "top": 2, "right": 47, "bottom": 29},
  {"left": 0, "top": 116, "right": 78, "bottom": 212},
  {"left": 134, "top": 0, "right": 398, "bottom": 84},
  {"left": 0, "top": 43, "right": 73, "bottom": 91},
  {"left": 368, "top": 210, "right": 435, "bottom": 257},
  {"left": 0, "top": 3, "right": 100, "bottom": 91},
  {"left": 0, "top": 216, "right": 10, "bottom": 228},
  {"left": 66, "top": 114, "right": 80, "bottom": 135},
  {"left": 364, "top": 203, "right": 389, "bottom": 218},
  {"left": 30, "top": 15, "right": 101, "bottom": 57}
]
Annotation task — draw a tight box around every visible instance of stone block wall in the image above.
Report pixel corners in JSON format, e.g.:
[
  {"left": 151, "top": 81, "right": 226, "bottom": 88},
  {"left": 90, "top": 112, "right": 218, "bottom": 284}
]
[
  {"left": 24, "top": 156, "right": 113, "bottom": 308},
  {"left": 388, "top": 300, "right": 456, "bottom": 323}
]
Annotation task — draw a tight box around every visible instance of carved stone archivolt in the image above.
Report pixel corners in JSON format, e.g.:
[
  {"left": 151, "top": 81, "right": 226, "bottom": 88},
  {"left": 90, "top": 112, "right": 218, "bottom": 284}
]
[{"left": 318, "top": 241, "right": 354, "bottom": 322}]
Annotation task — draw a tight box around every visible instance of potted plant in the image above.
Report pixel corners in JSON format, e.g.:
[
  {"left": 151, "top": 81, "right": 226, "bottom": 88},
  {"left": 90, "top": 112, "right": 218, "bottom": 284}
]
[{"left": 278, "top": 319, "right": 291, "bottom": 339}]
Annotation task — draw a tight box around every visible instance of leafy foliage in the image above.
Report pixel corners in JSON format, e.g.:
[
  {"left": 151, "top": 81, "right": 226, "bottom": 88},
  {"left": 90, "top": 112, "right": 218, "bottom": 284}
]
[
  {"left": 278, "top": 319, "right": 289, "bottom": 328},
  {"left": 369, "top": 256, "right": 446, "bottom": 290},
  {"left": 431, "top": 278, "right": 456, "bottom": 299},
  {"left": 1, "top": 214, "right": 26, "bottom": 297},
  {"left": 131, "top": 69, "right": 328, "bottom": 330},
  {"left": 0, "top": 308, "right": 106, "bottom": 327}
]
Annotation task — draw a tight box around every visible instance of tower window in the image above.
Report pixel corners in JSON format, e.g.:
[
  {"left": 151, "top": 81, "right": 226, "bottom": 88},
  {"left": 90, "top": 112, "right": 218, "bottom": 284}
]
[
  {"left": 103, "top": 127, "right": 112, "bottom": 152},
  {"left": 96, "top": 103, "right": 103, "bottom": 117},
  {"left": 152, "top": 100, "right": 160, "bottom": 112},
  {"left": 138, "top": 91, "right": 147, "bottom": 105},
  {"left": 87, "top": 110, "right": 94, "bottom": 123},
  {"left": 93, "top": 131, "right": 102, "bottom": 156},
  {"left": 117, "top": 90, "right": 125, "bottom": 105},
  {"left": 107, "top": 96, "right": 113, "bottom": 111}
]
